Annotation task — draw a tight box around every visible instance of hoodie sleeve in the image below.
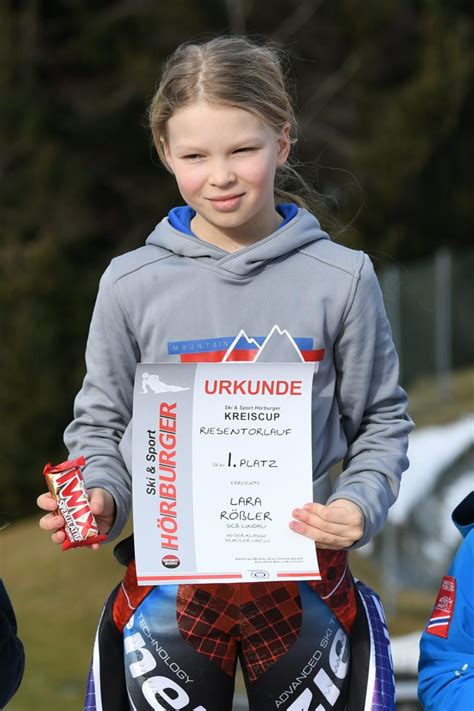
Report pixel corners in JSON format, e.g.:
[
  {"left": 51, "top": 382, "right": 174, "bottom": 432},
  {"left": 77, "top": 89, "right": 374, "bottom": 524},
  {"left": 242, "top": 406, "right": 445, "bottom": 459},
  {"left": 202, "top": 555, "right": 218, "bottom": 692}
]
[
  {"left": 418, "top": 535, "right": 474, "bottom": 710},
  {"left": 326, "top": 254, "right": 413, "bottom": 547},
  {"left": 64, "top": 265, "right": 140, "bottom": 540}
]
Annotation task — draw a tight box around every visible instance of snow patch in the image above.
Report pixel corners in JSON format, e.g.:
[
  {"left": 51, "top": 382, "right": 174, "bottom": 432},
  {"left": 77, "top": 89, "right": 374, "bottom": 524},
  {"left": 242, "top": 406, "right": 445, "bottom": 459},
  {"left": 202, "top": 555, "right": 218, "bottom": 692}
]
[
  {"left": 391, "top": 632, "right": 423, "bottom": 675},
  {"left": 389, "top": 416, "right": 474, "bottom": 524}
]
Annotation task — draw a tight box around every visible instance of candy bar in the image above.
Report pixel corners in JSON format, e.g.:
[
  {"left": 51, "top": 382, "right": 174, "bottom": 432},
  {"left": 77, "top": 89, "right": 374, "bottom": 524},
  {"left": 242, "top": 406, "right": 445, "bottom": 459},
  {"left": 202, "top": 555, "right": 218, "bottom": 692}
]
[{"left": 43, "top": 456, "right": 107, "bottom": 550}]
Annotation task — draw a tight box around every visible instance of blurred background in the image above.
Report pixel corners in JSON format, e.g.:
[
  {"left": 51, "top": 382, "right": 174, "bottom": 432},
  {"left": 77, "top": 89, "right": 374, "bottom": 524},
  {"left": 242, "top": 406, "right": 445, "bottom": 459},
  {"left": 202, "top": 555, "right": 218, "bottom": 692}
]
[{"left": 1, "top": 1, "right": 473, "bottom": 709}]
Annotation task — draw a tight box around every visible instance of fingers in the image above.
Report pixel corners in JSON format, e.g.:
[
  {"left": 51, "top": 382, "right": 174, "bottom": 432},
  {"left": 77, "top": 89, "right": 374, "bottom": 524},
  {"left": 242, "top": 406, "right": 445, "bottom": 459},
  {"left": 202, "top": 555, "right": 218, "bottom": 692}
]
[
  {"left": 38, "top": 487, "right": 112, "bottom": 549},
  {"left": 89, "top": 488, "right": 114, "bottom": 516},
  {"left": 38, "top": 509, "right": 63, "bottom": 530},
  {"left": 299, "top": 505, "right": 352, "bottom": 535},
  {"left": 289, "top": 516, "right": 349, "bottom": 549},
  {"left": 303, "top": 501, "right": 362, "bottom": 524},
  {"left": 89, "top": 489, "right": 105, "bottom": 516},
  {"left": 38, "top": 507, "right": 66, "bottom": 547},
  {"left": 291, "top": 505, "right": 351, "bottom": 536},
  {"left": 37, "top": 490, "right": 63, "bottom": 541},
  {"left": 88, "top": 487, "right": 116, "bottom": 535},
  {"left": 289, "top": 499, "right": 364, "bottom": 549},
  {"left": 37, "top": 491, "right": 58, "bottom": 512},
  {"left": 51, "top": 528, "right": 66, "bottom": 545}
]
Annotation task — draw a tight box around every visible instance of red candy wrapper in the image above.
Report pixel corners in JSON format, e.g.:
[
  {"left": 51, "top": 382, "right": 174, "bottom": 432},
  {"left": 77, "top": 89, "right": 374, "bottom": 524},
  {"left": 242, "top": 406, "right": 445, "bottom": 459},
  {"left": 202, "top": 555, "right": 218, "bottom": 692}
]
[{"left": 43, "top": 456, "right": 107, "bottom": 550}]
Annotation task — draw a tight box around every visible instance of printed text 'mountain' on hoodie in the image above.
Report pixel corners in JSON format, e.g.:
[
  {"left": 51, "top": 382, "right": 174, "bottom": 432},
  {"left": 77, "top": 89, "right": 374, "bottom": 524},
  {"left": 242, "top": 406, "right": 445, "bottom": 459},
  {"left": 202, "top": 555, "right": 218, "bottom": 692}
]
[{"left": 64, "top": 207, "right": 413, "bottom": 546}]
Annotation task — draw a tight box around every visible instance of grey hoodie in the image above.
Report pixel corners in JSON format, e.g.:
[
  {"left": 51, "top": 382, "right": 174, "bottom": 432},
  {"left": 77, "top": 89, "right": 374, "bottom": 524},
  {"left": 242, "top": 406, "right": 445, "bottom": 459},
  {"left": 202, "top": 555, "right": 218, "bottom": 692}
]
[{"left": 64, "top": 208, "right": 413, "bottom": 547}]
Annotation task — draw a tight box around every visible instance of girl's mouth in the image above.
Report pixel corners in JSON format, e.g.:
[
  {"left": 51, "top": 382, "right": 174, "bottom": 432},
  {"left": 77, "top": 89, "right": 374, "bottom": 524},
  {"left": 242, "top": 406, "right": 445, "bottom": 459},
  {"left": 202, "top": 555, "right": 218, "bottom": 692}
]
[{"left": 207, "top": 194, "right": 245, "bottom": 211}]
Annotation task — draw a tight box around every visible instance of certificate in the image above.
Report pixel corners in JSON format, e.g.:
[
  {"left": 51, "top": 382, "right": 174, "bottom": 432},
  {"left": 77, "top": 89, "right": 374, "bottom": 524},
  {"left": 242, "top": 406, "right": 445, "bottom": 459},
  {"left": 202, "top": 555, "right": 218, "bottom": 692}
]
[{"left": 132, "top": 362, "right": 320, "bottom": 585}]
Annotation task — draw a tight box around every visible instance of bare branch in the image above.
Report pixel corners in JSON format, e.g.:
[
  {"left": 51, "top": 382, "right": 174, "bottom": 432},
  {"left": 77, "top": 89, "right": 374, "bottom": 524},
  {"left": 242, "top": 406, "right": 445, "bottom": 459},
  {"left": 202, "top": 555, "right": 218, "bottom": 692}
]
[
  {"left": 299, "top": 119, "right": 355, "bottom": 157},
  {"left": 225, "top": 0, "right": 246, "bottom": 35},
  {"left": 304, "top": 53, "right": 361, "bottom": 115},
  {"left": 272, "top": 0, "right": 325, "bottom": 44}
]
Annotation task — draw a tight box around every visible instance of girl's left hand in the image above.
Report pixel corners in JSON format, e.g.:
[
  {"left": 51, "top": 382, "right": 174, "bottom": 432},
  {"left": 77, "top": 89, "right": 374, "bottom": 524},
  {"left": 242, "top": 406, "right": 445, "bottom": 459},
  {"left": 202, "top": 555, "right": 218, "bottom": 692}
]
[{"left": 289, "top": 499, "right": 364, "bottom": 550}]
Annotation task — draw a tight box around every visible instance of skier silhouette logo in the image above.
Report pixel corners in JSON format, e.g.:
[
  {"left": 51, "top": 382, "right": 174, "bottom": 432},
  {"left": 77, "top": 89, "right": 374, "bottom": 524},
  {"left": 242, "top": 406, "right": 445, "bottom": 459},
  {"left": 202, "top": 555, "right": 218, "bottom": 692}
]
[{"left": 141, "top": 373, "right": 189, "bottom": 394}]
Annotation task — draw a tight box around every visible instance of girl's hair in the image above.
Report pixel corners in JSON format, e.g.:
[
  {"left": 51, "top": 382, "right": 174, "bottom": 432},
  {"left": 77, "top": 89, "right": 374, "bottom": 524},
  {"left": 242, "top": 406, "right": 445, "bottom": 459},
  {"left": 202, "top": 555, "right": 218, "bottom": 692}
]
[{"left": 148, "top": 36, "right": 319, "bottom": 211}]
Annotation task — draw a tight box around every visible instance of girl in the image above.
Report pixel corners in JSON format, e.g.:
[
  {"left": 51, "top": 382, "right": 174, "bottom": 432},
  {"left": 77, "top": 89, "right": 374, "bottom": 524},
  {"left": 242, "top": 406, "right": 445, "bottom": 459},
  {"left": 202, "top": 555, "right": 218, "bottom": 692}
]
[{"left": 38, "top": 37, "right": 412, "bottom": 710}]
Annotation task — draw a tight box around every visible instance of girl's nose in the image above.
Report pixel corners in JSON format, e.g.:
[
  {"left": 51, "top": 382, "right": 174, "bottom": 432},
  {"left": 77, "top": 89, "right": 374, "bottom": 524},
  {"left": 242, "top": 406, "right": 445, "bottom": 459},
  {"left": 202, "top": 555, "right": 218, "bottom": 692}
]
[{"left": 209, "top": 160, "right": 236, "bottom": 187}]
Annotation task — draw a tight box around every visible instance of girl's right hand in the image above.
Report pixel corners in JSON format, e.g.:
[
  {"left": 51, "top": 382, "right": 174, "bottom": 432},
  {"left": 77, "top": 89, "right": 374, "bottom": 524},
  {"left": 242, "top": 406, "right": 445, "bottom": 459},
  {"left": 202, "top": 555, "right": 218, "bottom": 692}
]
[{"left": 37, "top": 487, "right": 116, "bottom": 549}]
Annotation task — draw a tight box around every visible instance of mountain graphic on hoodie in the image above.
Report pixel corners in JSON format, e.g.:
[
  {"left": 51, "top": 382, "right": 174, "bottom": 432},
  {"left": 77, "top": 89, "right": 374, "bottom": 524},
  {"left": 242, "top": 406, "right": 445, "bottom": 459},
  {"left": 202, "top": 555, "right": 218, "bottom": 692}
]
[
  {"left": 222, "top": 329, "right": 260, "bottom": 362},
  {"left": 255, "top": 325, "right": 304, "bottom": 362},
  {"left": 223, "top": 325, "right": 304, "bottom": 363}
]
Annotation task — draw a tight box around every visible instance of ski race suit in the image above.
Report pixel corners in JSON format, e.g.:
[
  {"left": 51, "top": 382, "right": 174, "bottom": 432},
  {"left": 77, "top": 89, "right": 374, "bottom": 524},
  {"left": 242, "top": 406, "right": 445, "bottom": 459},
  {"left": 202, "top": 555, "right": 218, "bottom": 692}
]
[
  {"left": 84, "top": 535, "right": 397, "bottom": 710},
  {"left": 63, "top": 205, "right": 412, "bottom": 710},
  {"left": 418, "top": 491, "right": 474, "bottom": 710}
]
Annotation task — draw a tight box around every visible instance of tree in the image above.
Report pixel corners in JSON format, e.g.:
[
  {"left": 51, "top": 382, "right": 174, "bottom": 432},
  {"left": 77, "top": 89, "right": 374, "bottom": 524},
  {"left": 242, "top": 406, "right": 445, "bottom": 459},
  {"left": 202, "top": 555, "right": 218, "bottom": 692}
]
[{"left": 1, "top": 0, "right": 472, "bottom": 514}]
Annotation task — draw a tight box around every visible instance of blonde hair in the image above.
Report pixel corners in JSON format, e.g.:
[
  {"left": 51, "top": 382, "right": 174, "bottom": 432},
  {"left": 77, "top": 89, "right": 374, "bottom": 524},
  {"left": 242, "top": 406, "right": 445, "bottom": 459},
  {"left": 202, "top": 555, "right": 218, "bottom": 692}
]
[{"left": 148, "top": 36, "right": 316, "bottom": 210}]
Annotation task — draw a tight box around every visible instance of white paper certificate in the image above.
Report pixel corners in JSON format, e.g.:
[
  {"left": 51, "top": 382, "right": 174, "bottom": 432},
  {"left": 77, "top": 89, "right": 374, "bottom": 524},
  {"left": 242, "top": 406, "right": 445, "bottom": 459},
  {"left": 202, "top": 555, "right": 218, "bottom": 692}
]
[{"left": 132, "top": 362, "right": 320, "bottom": 585}]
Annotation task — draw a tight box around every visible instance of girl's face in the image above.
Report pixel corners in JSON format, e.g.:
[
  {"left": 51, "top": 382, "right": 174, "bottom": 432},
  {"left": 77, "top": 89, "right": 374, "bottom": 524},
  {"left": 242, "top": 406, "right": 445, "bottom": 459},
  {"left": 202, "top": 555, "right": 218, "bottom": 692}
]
[{"left": 163, "top": 101, "right": 291, "bottom": 249}]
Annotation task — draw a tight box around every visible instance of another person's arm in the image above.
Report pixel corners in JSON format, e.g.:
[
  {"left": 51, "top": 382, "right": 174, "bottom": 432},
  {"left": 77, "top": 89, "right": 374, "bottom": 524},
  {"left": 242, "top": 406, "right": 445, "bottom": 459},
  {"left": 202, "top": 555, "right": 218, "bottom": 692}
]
[
  {"left": 0, "top": 580, "right": 25, "bottom": 707},
  {"left": 418, "top": 511, "right": 474, "bottom": 709}
]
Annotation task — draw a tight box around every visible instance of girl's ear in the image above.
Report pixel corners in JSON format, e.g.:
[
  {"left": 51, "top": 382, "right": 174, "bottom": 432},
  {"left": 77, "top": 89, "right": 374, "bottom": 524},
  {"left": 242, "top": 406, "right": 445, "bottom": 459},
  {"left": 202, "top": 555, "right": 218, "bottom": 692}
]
[{"left": 276, "top": 123, "right": 292, "bottom": 167}]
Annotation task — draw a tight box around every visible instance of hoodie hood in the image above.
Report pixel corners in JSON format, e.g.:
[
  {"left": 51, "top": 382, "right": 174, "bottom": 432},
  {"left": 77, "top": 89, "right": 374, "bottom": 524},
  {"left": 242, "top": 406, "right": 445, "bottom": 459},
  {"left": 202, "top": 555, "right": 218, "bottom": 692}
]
[
  {"left": 145, "top": 207, "right": 330, "bottom": 278},
  {"left": 452, "top": 491, "right": 474, "bottom": 539}
]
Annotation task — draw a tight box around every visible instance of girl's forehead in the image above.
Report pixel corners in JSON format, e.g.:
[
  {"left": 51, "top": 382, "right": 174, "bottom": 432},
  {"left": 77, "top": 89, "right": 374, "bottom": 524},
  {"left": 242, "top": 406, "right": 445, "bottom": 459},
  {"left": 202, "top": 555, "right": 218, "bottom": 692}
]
[{"left": 166, "top": 101, "right": 271, "bottom": 144}]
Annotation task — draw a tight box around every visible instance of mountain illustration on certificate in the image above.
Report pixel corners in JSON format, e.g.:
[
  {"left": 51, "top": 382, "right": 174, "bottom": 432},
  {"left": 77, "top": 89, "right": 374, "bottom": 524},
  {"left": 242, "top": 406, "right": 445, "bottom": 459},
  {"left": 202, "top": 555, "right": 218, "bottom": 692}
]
[{"left": 141, "top": 372, "right": 190, "bottom": 394}]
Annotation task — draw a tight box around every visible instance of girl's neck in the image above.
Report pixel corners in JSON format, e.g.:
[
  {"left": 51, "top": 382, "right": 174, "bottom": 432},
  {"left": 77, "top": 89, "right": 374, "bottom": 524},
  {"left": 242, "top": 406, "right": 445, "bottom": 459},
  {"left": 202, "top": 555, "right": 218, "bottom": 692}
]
[{"left": 190, "top": 207, "right": 284, "bottom": 253}]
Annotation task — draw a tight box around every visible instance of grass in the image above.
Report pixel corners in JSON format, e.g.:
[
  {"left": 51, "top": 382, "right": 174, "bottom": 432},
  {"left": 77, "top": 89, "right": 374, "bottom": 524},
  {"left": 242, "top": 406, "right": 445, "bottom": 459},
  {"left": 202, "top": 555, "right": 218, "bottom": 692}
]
[
  {"left": 347, "top": 364, "right": 474, "bottom": 637},
  {"left": 3, "top": 521, "right": 434, "bottom": 711},
  {"left": 2, "top": 518, "right": 129, "bottom": 711},
  {"left": 3, "top": 516, "right": 248, "bottom": 710},
  {"left": 348, "top": 550, "right": 436, "bottom": 636},
  {"left": 406, "top": 365, "right": 474, "bottom": 428},
  {"left": 3, "top": 366, "right": 473, "bottom": 710}
]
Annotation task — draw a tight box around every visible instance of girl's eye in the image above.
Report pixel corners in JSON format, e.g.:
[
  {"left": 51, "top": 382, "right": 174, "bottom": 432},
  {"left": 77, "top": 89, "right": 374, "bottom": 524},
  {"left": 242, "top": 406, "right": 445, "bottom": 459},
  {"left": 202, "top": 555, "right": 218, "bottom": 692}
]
[
  {"left": 234, "top": 147, "right": 256, "bottom": 154},
  {"left": 182, "top": 154, "right": 203, "bottom": 161}
]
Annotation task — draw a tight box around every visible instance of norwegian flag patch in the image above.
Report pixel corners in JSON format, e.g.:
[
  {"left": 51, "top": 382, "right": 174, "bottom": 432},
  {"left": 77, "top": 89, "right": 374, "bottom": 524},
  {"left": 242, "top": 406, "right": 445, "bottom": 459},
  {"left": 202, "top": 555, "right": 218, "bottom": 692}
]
[{"left": 426, "top": 575, "right": 456, "bottom": 638}]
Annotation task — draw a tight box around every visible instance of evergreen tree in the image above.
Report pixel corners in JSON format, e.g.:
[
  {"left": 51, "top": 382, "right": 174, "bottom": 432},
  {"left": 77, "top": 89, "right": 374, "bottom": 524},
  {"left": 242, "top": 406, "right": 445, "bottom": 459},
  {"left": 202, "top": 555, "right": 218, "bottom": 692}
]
[{"left": 0, "top": 0, "right": 472, "bottom": 513}]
